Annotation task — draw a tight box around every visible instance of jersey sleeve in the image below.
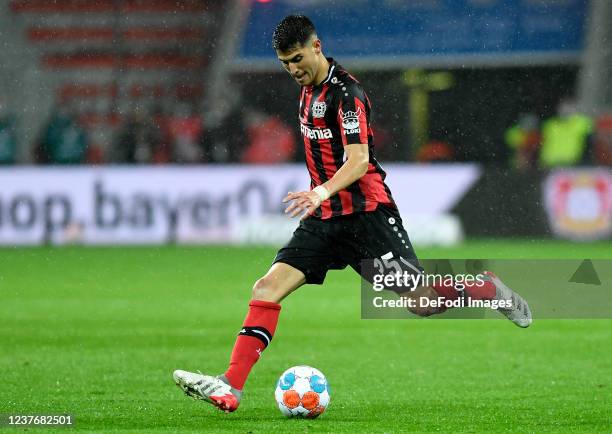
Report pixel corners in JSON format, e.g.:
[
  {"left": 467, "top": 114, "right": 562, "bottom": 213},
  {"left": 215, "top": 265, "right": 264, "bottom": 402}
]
[{"left": 336, "top": 83, "right": 369, "bottom": 146}]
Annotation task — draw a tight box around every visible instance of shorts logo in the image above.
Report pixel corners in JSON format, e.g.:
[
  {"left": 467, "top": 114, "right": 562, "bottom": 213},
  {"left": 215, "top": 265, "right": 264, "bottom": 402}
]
[
  {"left": 340, "top": 107, "right": 361, "bottom": 134},
  {"left": 312, "top": 101, "right": 327, "bottom": 118}
]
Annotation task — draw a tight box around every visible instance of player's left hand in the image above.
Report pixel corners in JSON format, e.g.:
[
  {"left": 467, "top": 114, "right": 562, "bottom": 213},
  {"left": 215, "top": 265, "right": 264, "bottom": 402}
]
[{"left": 282, "top": 191, "right": 322, "bottom": 220}]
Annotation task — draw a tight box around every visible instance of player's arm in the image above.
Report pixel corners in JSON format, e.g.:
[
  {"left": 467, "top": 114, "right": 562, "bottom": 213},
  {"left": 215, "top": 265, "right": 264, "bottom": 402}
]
[
  {"left": 283, "top": 143, "right": 368, "bottom": 219},
  {"left": 318, "top": 142, "right": 369, "bottom": 196}
]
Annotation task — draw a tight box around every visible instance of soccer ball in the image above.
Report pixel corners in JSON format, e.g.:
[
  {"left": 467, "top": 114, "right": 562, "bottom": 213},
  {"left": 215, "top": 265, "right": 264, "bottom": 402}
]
[{"left": 274, "top": 365, "right": 330, "bottom": 418}]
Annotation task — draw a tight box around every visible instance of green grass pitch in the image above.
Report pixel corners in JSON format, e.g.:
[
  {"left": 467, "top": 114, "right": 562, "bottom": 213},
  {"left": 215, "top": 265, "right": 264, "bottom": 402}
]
[{"left": 1, "top": 240, "right": 611, "bottom": 432}]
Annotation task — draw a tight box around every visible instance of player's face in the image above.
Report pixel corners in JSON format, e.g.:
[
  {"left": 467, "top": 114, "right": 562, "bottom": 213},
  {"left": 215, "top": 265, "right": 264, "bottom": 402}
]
[{"left": 276, "top": 38, "right": 322, "bottom": 86}]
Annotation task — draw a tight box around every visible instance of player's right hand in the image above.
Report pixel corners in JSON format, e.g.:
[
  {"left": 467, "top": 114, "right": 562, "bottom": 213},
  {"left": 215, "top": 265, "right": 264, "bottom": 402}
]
[{"left": 282, "top": 190, "right": 322, "bottom": 220}]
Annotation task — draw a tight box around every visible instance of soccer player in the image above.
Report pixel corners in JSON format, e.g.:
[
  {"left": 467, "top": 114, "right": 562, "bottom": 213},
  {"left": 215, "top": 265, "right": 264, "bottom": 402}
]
[{"left": 173, "top": 15, "right": 532, "bottom": 413}]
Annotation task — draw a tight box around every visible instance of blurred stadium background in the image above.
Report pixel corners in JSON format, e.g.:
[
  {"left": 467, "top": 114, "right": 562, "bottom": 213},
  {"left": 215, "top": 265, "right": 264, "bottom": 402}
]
[
  {"left": 1, "top": 0, "right": 611, "bottom": 431},
  {"left": 0, "top": 0, "right": 610, "bottom": 246}
]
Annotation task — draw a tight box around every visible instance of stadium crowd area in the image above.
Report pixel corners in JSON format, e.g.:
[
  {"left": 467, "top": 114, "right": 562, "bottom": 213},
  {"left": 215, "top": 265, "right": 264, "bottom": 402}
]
[
  {"left": 0, "top": 1, "right": 608, "bottom": 168},
  {"left": 0, "top": 94, "right": 609, "bottom": 167}
]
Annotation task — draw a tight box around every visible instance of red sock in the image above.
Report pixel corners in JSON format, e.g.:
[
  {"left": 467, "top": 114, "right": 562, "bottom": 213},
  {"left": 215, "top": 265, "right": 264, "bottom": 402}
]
[
  {"left": 431, "top": 277, "right": 496, "bottom": 312},
  {"left": 431, "top": 281, "right": 460, "bottom": 312},
  {"left": 463, "top": 278, "right": 496, "bottom": 300},
  {"left": 224, "top": 300, "right": 281, "bottom": 390}
]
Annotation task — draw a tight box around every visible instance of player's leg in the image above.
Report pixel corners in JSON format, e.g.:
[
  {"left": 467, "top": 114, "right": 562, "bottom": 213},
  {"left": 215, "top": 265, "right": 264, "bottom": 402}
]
[
  {"left": 174, "top": 218, "right": 344, "bottom": 412},
  {"left": 344, "top": 206, "right": 438, "bottom": 317},
  {"left": 400, "top": 273, "right": 532, "bottom": 327},
  {"left": 398, "top": 285, "right": 442, "bottom": 317},
  {"left": 251, "top": 261, "right": 306, "bottom": 302},
  {"left": 347, "top": 205, "right": 531, "bottom": 326},
  {"left": 222, "top": 262, "right": 305, "bottom": 391},
  {"left": 173, "top": 262, "right": 305, "bottom": 412},
  {"left": 397, "top": 282, "right": 495, "bottom": 317},
  {"left": 417, "top": 271, "right": 532, "bottom": 327}
]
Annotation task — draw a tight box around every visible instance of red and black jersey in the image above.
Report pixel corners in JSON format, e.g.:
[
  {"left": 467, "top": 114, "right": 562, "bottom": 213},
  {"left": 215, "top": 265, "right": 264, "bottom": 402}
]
[{"left": 299, "top": 58, "right": 395, "bottom": 219}]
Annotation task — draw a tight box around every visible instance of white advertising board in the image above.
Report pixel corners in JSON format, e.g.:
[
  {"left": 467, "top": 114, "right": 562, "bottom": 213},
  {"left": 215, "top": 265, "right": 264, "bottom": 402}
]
[{"left": 0, "top": 164, "right": 480, "bottom": 245}]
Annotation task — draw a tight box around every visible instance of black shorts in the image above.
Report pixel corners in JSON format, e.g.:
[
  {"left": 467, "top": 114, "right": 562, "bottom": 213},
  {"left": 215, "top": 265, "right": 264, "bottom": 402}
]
[{"left": 273, "top": 204, "right": 420, "bottom": 285}]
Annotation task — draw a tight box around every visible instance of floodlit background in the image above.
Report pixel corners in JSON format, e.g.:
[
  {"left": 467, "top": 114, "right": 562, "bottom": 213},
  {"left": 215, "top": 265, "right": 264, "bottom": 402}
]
[{"left": 0, "top": 1, "right": 610, "bottom": 432}]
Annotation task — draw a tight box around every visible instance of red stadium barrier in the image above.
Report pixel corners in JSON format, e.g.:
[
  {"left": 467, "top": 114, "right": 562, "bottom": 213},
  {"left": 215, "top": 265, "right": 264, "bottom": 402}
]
[
  {"left": 28, "top": 27, "right": 113, "bottom": 41},
  {"left": 58, "top": 83, "right": 204, "bottom": 101},
  {"left": 42, "top": 53, "right": 206, "bottom": 69},
  {"left": 77, "top": 112, "right": 122, "bottom": 128},
  {"left": 58, "top": 83, "right": 118, "bottom": 100},
  {"left": 123, "top": 28, "right": 205, "bottom": 41},
  {"left": 11, "top": 0, "right": 211, "bottom": 13},
  {"left": 28, "top": 27, "right": 205, "bottom": 42}
]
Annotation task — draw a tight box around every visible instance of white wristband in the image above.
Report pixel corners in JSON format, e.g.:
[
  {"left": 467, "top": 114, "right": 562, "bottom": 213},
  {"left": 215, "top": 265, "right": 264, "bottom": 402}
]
[{"left": 313, "top": 185, "right": 331, "bottom": 202}]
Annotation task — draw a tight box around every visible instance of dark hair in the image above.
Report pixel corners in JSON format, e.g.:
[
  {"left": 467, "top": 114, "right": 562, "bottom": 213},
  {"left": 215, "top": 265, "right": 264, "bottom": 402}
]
[{"left": 272, "top": 14, "right": 316, "bottom": 52}]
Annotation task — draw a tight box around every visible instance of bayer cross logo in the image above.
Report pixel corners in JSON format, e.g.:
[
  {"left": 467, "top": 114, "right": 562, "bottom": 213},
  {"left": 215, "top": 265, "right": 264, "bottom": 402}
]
[{"left": 312, "top": 101, "right": 327, "bottom": 118}]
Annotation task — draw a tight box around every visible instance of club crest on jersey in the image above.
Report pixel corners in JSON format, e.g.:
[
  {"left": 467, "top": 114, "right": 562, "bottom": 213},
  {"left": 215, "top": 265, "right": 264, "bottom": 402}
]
[
  {"left": 312, "top": 101, "right": 327, "bottom": 118},
  {"left": 340, "top": 107, "right": 362, "bottom": 134}
]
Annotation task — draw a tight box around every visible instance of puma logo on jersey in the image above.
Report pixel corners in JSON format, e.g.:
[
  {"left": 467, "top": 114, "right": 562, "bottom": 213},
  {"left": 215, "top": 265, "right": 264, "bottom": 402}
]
[{"left": 300, "top": 123, "right": 333, "bottom": 140}]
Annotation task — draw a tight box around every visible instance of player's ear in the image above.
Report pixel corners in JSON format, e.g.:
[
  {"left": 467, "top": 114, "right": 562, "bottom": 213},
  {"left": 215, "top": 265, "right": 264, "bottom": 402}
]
[{"left": 312, "top": 38, "right": 322, "bottom": 54}]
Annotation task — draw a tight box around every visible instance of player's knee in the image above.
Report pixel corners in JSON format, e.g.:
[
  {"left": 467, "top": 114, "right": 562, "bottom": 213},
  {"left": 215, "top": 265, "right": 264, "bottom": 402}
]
[
  {"left": 400, "top": 288, "right": 440, "bottom": 317},
  {"left": 252, "top": 276, "right": 280, "bottom": 302},
  {"left": 407, "top": 304, "right": 439, "bottom": 317}
]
